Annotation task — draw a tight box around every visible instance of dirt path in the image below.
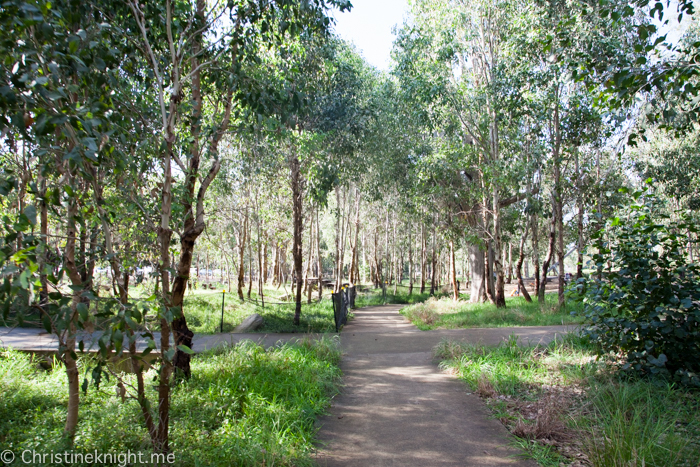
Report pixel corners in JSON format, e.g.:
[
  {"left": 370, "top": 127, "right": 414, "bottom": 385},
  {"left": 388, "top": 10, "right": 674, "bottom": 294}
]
[{"left": 314, "top": 305, "right": 569, "bottom": 466}]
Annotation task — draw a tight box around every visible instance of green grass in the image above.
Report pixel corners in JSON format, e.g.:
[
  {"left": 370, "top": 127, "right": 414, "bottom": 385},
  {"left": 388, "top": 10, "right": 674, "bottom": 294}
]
[
  {"left": 354, "top": 285, "right": 441, "bottom": 308},
  {"left": 0, "top": 337, "right": 342, "bottom": 466},
  {"left": 1, "top": 284, "right": 340, "bottom": 334},
  {"left": 174, "top": 282, "right": 441, "bottom": 333},
  {"left": 2, "top": 277, "right": 442, "bottom": 334},
  {"left": 435, "top": 334, "right": 700, "bottom": 466},
  {"left": 400, "top": 294, "right": 584, "bottom": 330},
  {"left": 183, "top": 288, "right": 338, "bottom": 334},
  {"left": 2, "top": 281, "right": 438, "bottom": 335}
]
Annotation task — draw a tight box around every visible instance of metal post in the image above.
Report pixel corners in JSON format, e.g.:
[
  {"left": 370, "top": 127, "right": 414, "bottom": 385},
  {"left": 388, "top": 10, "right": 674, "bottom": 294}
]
[{"left": 220, "top": 289, "right": 226, "bottom": 333}]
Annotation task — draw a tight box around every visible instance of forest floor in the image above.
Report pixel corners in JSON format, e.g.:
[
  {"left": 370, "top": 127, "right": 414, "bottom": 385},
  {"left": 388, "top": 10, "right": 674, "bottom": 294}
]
[{"left": 9, "top": 300, "right": 668, "bottom": 466}]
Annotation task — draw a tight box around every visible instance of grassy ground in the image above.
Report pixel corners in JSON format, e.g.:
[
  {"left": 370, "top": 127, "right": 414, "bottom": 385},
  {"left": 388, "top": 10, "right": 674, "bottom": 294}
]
[
  {"left": 183, "top": 288, "right": 338, "bottom": 334},
  {"left": 400, "top": 294, "right": 585, "bottom": 330},
  {"left": 0, "top": 283, "right": 341, "bottom": 334},
  {"left": 0, "top": 337, "right": 342, "bottom": 466},
  {"left": 435, "top": 335, "right": 700, "bottom": 466},
  {"left": 354, "top": 286, "right": 445, "bottom": 308},
  {"left": 186, "top": 283, "right": 441, "bottom": 334},
  {"left": 1, "top": 282, "right": 442, "bottom": 334}
]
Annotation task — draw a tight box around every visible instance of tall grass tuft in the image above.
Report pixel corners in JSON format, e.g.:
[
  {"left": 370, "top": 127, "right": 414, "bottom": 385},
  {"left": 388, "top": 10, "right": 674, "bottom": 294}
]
[{"left": 579, "top": 382, "right": 693, "bottom": 467}]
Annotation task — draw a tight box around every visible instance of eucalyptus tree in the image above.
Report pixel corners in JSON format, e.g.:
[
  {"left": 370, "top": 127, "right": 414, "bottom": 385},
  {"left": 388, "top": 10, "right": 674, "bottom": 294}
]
[
  {"left": 234, "top": 35, "right": 370, "bottom": 323},
  {"left": 583, "top": 0, "right": 699, "bottom": 133},
  {"left": 0, "top": 0, "right": 164, "bottom": 441},
  {"left": 316, "top": 44, "right": 376, "bottom": 291},
  {"left": 393, "top": 0, "right": 538, "bottom": 306},
  {"left": 0, "top": 0, "right": 351, "bottom": 452},
  {"left": 493, "top": 0, "right": 640, "bottom": 305},
  {"left": 118, "top": 0, "right": 346, "bottom": 381}
]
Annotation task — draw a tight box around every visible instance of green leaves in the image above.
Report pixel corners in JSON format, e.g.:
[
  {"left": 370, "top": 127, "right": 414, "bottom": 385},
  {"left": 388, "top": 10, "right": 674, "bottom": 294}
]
[
  {"left": 77, "top": 302, "right": 89, "bottom": 322},
  {"left": 576, "top": 192, "right": 700, "bottom": 386}
]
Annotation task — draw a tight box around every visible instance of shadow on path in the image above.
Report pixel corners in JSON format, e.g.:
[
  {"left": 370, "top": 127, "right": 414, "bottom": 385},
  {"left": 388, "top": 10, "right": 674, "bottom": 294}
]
[{"left": 314, "top": 305, "right": 559, "bottom": 466}]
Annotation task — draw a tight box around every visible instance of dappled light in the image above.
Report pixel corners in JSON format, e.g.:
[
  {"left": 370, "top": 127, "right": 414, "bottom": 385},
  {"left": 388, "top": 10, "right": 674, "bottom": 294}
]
[{"left": 1, "top": 0, "right": 698, "bottom": 464}]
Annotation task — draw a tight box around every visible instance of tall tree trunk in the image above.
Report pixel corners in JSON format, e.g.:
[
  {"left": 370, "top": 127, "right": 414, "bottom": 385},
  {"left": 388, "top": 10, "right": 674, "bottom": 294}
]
[
  {"left": 539, "top": 194, "right": 557, "bottom": 303},
  {"left": 552, "top": 99, "right": 565, "bottom": 307},
  {"left": 506, "top": 243, "right": 513, "bottom": 284},
  {"left": 531, "top": 212, "right": 540, "bottom": 297},
  {"left": 263, "top": 241, "right": 268, "bottom": 284},
  {"left": 247, "top": 219, "right": 253, "bottom": 299},
  {"left": 237, "top": 211, "right": 248, "bottom": 301},
  {"left": 272, "top": 245, "right": 279, "bottom": 287},
  {"left": 392, "top": 219, "right": 398, "bottom": 293},
  {"left": 334, "top": 188, "right": 343, "bottom": 291},
  {"left": 486, "top": 241, "right": 496, "bottom": 303},
  {"left": 384, "top": 209, "right": 389, "bottom": 287},
  {"left": 408, "top": 224, "right": 413, "bottom": 295},
  {"left": 349, "top": 190, "right": 361, "bottom": 284},
  {"left": 339, "top": 188, "right": 351, "bottom": 286},
  {"left": 317, "top": 207, "right": 322, "bottom": 300},
  {"left": 361, "top": 230, "right": 368, "bottom": 284},
  {"left": 256, "top": 192, "right": 264, "bottom": 306},
  {"left": 420, "top": 223, "right": 426, "bottom": 293},
  {"left": 450, "top": 239, "right": 458, "bottom": 300},
  {"left": 290, "top": 151, "right": 304, "bottom": 325},
  {"left": 168, "top": 0, "right": 228, "bottom": 379},
  {"left": 430, "top": 229, "right": 437, "bottom": 295},
  {"left": 374, "top": 227, "right": 381, "bottom": 287},
  {"left": 308, "top": 212, "right": 316, "bottom": 304},
  {"left": 303, "top": 208, "right": 313, "bottom": 294},
  {"left": 155, "top": 129, "right": 174, "bottom": 453},
  {"left": 63, "top": 199, "right": 82, "bottom": 441},
  {"left": 516, "top": 221, "right": 533, "bottom": 302},
  {"left": 575, "top": 147, "right": 584, "bottom": 280},
  {"left": 492, "top": 185, "right": 506, "bottom": 307}
]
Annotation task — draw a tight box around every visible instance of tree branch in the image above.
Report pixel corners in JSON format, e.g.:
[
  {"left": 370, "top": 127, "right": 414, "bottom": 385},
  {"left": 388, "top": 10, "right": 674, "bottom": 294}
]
[{"left": 499, "top": 185, "right": 540, "bottom": 209}]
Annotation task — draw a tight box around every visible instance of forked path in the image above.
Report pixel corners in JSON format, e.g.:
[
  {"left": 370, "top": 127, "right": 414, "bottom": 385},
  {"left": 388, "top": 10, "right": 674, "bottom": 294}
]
[{"left": 315, "top": 305, "right": 570, "bottom": 466}]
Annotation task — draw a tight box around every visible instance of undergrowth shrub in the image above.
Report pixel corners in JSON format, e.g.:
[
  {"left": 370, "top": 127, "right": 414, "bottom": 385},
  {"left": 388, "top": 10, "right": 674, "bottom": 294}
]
[{"left": 576, "top": 190, "right": 700, "bottom": 386}]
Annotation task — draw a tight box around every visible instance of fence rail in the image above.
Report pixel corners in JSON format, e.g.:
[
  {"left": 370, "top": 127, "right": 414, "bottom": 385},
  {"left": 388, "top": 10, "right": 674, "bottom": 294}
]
[{"left": 331, "top": 286, "right": 356, "bottom": 332}]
